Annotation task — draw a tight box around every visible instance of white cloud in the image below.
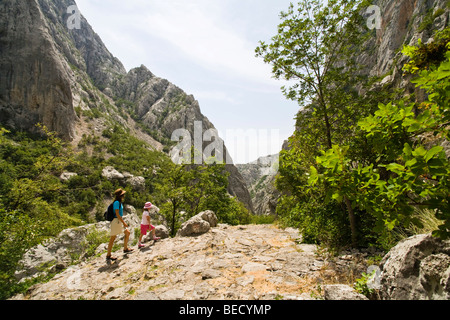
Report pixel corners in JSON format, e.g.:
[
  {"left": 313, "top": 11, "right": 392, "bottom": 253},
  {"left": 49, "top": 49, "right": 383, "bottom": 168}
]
[
  {"left": 74, "top": 0, "right": 299, "bottom": 162},
  {"left": 135, "top": 1, "right": 277, "bottom": 85},
  {"left": 193, "top": 90, "right": 241, "bottom": 105},
  {"left": 220, "top": 127, "right": 283, "bottom": 164},
  {"left": 76, "top": 0, "right": 288, "bottom": 86}
]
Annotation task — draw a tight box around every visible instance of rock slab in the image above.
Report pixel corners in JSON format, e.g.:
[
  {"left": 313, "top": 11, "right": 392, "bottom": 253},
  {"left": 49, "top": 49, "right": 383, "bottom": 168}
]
[
  {"left": 14, "top": 224, "right": 334, "bottom": 300},
  {"left": 380, "top": 233, "right": 450, "bottom": 300}
]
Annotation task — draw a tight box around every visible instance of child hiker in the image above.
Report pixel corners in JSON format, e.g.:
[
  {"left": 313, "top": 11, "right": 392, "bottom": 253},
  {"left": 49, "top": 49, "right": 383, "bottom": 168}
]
[{"left": 138, "top": 202, "right": 160, "bottom": 248}]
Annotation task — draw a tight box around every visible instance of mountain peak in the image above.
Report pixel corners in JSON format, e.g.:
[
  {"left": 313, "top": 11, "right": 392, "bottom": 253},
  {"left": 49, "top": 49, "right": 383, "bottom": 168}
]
[{"left": 0, "top": 0, "right": 254, "bottom": 212}]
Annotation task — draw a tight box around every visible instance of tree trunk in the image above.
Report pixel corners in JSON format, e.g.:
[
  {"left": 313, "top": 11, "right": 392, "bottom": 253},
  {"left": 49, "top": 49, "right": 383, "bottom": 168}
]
[
  {"left": 171, "top": 200, "right": 177, "bottom": 237},
  {"left": 344, "top": 196, "right": 358, "bottom": 247},
  {"left": 317, "top": 86, "right": 333, "bottom": 150}
]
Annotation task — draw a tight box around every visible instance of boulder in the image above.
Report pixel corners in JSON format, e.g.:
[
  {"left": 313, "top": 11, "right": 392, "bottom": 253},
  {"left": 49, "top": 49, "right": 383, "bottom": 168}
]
[
  {"left": 380, "top": 233, "right": 450, "bottom": 300},
  {"left": 177, "top": 216, "right": 210, "bottom": 237},
  {"left": 148, "top": 205, "right": 168, "bottom": 227},
  {"left": 197, "top": 210, "right": 218, "bottom": 228},
  {"left": 15, "top": 205, "right": 140, "bottom": 282},
  {"left": 176, "top": 211, "right": 218, "bottom": 237},
  {"left": 323, "top": 284, "right": 368, "bottom": 300},
  {"left": 102, "top": 166, "right": 124, "bottom": 180},
  {"left": 155, "top": 225, "right": 170, "bottom": 239},
  {"left": 101, "top": 166, "right": 145, "bottom": 191},
  {"left": 59, "top": 172, "right": 77, "bottom": 181},
  {"left": 126, "top": 175, "right": 145, "bottom": 192}
]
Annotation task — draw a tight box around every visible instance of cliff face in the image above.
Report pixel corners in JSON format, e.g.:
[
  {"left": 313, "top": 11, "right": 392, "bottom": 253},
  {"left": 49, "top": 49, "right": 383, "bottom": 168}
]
[
  {"left": 0, "top": 0, "right": 253, "bottom": 211},
  {"left": 236, "top": 154, "right": 280, "bottom": 216},
  {"left": 0, "top": 0, "right": 78, "bottom": 140},
  {"left": 359, "top": 0, "right": 449, "bottom": 88},
  {"left": 275, "top": 0, "right": 450, "bottom": 216}
]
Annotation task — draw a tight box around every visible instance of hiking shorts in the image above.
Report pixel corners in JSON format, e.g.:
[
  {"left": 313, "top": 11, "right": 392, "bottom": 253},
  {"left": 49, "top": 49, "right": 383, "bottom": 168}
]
[
  {"left": 140, "top": 224, "right": 155, "bottom": 235},
  {"left": 110, "top": 218, "right": 124, "bottom": 236}
]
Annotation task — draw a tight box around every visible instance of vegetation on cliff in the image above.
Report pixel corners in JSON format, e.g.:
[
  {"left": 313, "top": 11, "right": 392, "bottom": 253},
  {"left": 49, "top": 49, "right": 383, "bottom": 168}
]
[{"left": 257, "top": 0, "right": 450, "bottom": 250}]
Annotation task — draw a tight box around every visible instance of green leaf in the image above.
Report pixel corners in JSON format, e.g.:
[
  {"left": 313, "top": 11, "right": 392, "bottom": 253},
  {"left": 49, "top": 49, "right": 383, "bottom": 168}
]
[
  {"left": 332, "top": 192, "right": 343, "bottom": 202},
  {"left": 385, "top": 163, "right": 405, "bottom": 172},
  {"left": 412, "top": 146, "right": 427, "bottom": 158},
  {"left": 308, "top": 166, "right": 319, "bottom": 185},
  {"left": 324, "top": 190, "right": 332, "bottom": 204},
  {"left": 424, "top": 146, "right": 443, "bottom": 163},
  {"left": 407, "top": 122, "right": 422, "bottom": 132},
  {"left": 405, "top": 158, "right": 417, "bottom": 167},
  {"left": 385, "top": 219, "right": 397, "bottom": 231},
  {"left": 436, "top": 69, "right": 450, "bottom": 80},
  {"left": 403, "top": 143, "right": 412, "bottom": 156}
]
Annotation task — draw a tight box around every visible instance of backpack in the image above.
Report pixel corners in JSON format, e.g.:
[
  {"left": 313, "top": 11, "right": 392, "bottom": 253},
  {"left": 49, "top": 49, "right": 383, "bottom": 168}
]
[{"left": 104, "top": 201, "right": 121, "bottom": 221}]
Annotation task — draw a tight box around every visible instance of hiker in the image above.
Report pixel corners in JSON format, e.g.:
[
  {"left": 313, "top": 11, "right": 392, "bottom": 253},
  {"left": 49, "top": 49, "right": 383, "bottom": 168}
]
[
  {"left": 138, "top": 202, "right": 160, "bottom": 248},
  {"left": 106, "top": 188, "right": 134, "bottom": 261}
]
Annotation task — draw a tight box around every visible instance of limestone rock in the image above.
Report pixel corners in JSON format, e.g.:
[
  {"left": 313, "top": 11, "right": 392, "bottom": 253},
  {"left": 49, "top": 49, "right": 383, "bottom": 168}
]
[
  {"left": 236, "top": 154, "right": 280, "bottom": 216},
  {"left": 176, "top": 216, "right": 211, "bottom": 237},
  {"left": 202, "top": 269, "right": 222, "bottom": 280},
  {"left": 59, "top": 172, "right": 78, "bottom": 181},
  {"left": 147, "top": 205, "right": 168, "bottom": 227},
  {"left": 197, "top": 210, "right": 218, "bottom": 228},
  {"left": 0, "top": 0, "right": 77, "bottom": 140},
  {"left": 241, "top": 262, "right": 268, "bottom": 273},
  {"left": 102, "top": 166, "right": 124, "bottom": 180},
  {"left": 154, "top": 225, "right": 170, "bottom": 239},
  {"left": 176, "top": 211, "right": 219, "bottom": 237},
  {"left": 15, "top": 205, "right": 140, "bottom": 283},
  {"left": 101, "top": 166, "right": 145, "bottom": 191},
  {"left": 125, "top": 176, "right": 145, "bottom": 192},
  {"left": 323, "top": 284, "right": 369, "bottom": 300},
  {"left": 380, "top": 233, "right": 450, "bottom": 300},
  {"left": 15, "top": 224, "right": 333, "bottom": 300}
]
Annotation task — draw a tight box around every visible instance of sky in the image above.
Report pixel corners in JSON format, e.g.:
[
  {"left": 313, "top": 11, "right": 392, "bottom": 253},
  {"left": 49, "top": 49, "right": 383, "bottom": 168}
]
[{"left": 75, "top": 0, "right": 300, "bottom": 164}]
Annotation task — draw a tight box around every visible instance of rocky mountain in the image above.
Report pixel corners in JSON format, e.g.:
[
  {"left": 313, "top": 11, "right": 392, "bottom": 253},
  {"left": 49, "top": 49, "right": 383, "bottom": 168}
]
[
  {"left": 0, "top": 0, "right": 253, "bottom": 212},
  {"left": 4, "top": 0, "right": 450, "bottom": 302},
  {"left": 236, "top": 154, "right": 280, "bottom": 216}
]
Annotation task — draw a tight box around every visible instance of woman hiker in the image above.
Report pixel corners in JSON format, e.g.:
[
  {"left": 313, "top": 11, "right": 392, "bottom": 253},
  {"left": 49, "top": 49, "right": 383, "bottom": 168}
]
[{"left": 106, "top": 188, "right": 134, "bottom": 261}]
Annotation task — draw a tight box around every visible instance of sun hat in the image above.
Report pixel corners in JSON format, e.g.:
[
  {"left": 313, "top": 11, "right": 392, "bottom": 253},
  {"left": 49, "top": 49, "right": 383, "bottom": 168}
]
[
  {"left": 143, "top": 202, "right": 152, "bottom": 209},
  {"left": 114, "top": 188, "right": 126, "bottom": 198}
]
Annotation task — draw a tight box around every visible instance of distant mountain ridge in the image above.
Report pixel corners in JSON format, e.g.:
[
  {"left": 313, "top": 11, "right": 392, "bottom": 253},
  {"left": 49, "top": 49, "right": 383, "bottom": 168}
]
[{"left": 0, "top": 0, "right": 253, "bottom": 212}]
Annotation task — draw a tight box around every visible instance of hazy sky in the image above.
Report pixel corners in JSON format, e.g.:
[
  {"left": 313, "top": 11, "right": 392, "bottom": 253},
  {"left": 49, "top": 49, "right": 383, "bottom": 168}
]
[{"left": 75, "top": 0, "right": 300, "bottom": 163}]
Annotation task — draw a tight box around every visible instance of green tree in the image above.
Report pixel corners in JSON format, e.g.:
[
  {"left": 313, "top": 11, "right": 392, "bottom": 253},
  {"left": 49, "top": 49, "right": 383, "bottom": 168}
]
[
  {"left": 156, "top": 162, "right": 189, "bottom": 236},
  {"left": 155, "top": 160, "right": 250, "bottom": 236},
  {"left": 256, "top": 0, "right": 369, "bottom": 150},
  {"left": 310, "top": 29, "right": 450, "bottom": 246},
  {"left": 0, "top": 126, "right": 82, "bottom": 298},
  {"left": 0, "top": 208, "right": 40, "bottom": 299},
  {"left": 257, "top": 0, "right": 374, "bottom": 247}
]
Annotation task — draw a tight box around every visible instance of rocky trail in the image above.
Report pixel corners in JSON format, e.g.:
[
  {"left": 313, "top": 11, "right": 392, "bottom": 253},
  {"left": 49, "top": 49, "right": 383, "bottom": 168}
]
[{"left": 15, "top": 224, "right": 370, "bottom": 300}]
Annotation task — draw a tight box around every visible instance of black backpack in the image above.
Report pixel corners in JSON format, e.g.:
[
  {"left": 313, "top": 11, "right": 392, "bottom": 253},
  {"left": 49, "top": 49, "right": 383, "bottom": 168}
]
[{"left": 104, "top": 201, "right": 121, "bottom": 221}]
